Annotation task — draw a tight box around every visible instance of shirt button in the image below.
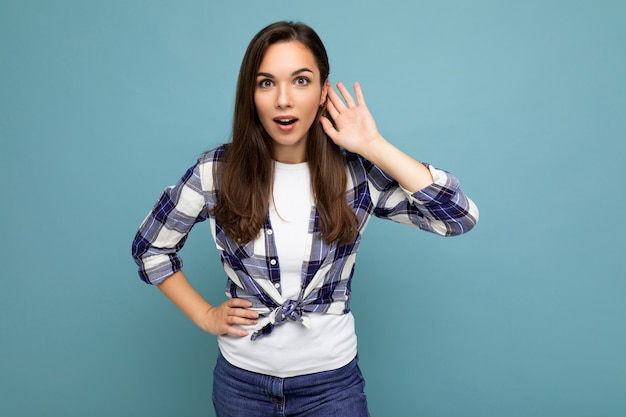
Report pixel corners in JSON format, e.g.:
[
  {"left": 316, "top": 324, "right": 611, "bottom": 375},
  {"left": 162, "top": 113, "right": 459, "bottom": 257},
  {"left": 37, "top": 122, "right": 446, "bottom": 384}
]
[
  {"left": 274, "top": 283, "right": 280, "bottom": 289},
  {"left": 267, "top": 229, "right": 273, "bottom": 235},
  {"left": 270, "top": 259, "right": 277, "bottom": 265}
]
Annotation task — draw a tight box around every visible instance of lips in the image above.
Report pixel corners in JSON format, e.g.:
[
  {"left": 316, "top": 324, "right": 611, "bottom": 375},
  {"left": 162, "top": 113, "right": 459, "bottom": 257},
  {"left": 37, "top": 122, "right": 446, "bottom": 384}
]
[
  {"left": 273, "top": 116, "right": 298, "bottom": 126},
  {"left": 272, "top": 116, "right": 299, "bottom": 133}
]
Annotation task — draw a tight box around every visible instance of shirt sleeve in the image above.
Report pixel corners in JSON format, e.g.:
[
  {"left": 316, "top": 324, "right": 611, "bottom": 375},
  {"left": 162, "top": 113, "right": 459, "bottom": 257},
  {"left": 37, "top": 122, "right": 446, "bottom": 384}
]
[
  {"left": 131, "top": 158, "right": 212, "bottom": 285},
  {"left": 364, "top": 157, "right": 479, "bottom": 236}
]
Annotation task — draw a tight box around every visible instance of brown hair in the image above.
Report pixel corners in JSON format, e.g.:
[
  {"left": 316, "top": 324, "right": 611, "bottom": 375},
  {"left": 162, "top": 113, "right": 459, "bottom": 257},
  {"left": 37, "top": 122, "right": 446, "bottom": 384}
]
[{"left": 212, "top": 21, "right": 357, "bottom": 246}]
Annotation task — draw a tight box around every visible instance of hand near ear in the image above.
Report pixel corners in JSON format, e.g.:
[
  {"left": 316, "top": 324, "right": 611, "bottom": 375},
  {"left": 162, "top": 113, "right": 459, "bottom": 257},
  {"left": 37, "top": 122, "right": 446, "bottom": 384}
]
[
  {"left": 321, "top": 81, "right": 434, "bottom": 193},
  {"left": 320, "top": 82, "right": 383, "bottom": 156}
]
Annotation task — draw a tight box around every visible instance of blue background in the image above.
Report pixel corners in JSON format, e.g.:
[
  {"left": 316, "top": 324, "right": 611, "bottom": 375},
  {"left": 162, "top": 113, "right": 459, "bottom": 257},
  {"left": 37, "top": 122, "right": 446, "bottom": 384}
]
[{"left": 2, "top": 0, "right": 625, "bottom": 416}]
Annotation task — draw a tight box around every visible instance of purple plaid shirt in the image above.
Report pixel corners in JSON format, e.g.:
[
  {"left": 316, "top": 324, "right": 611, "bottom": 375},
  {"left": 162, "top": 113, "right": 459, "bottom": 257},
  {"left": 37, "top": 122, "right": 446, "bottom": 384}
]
[{"left": 132, "top": 145, "right": 479, "bottom": 340}]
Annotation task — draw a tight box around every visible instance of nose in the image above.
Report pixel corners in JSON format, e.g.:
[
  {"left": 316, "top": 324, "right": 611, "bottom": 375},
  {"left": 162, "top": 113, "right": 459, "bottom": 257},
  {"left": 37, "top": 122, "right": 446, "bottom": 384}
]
[{"left": 276, "top": 84, "right": 292, "bottom": 108}]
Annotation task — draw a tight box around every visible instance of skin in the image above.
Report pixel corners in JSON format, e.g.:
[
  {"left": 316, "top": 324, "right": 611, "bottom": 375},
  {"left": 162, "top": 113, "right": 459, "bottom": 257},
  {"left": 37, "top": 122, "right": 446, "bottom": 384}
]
[
  {"left": 321, "top": 81, "right": 435, "bottom": 193},
  {"left": 157, "top": 41, "right": 435, "bottom": 337},
  {"left": 254, "top": 41, "right": 328, "bottom": 164}
]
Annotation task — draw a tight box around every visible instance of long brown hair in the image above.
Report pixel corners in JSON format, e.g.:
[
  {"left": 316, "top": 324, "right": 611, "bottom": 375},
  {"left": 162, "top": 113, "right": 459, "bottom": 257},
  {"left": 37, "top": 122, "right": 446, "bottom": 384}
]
[{"left": 212, "top": 21, "right": 357, "bottom": 246}]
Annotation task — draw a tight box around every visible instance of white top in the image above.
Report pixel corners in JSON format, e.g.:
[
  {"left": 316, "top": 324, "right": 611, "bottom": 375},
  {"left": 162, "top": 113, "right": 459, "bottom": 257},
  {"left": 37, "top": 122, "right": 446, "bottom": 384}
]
[{"left": 218, "top": 161, "right": 357, "bottom": 377}]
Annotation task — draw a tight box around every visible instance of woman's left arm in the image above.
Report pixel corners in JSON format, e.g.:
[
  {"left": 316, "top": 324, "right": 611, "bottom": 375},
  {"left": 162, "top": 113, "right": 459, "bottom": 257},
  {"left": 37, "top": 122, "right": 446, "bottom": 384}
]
[
  {"left": 321, "top": 81, "right": 478, "bottom": 236},
  {"left": 321, "top": 81, "right": 433, "bottom": 193}
]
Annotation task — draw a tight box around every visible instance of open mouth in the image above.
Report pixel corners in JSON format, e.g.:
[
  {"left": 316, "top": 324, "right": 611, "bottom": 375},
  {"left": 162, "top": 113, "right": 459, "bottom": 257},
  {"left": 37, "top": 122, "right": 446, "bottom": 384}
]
[{"left": 274, "top": 118, "right": 298, "bottom": 126}]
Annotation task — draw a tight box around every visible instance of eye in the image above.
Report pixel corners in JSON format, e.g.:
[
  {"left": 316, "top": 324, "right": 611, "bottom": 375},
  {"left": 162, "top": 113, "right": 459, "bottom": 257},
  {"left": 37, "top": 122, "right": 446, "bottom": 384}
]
[
  {"left": 258, "top": 79, "right": 274, "bottom": 88},
  {"left": 294, "top": 77, "right": 310, "bottom": 86}
]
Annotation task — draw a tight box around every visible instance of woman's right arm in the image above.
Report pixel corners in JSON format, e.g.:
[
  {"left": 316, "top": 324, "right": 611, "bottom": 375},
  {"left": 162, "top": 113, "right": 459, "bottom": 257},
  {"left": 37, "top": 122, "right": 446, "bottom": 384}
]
[
  {"left": 157, "top": 270, "right": 258, "bottom": 337},
  {"left": 132, "top": 151, "right": 258, "bottom": 336}
]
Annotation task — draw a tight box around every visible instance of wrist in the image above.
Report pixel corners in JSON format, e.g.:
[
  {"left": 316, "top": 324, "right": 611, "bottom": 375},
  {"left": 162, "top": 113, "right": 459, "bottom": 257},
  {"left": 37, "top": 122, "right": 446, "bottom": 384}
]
[
  {"left": 194, "top": 305, "right": 215, "bottom": 332},
  {"left": 358, "top": 135, "right": 390, "bottom": 164}
]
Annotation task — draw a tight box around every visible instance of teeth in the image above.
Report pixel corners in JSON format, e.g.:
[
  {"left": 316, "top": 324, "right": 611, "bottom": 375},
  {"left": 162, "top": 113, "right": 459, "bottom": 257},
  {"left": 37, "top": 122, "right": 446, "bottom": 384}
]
[{"left": 275, "top": 118, "right": 296, "bottom": 125}]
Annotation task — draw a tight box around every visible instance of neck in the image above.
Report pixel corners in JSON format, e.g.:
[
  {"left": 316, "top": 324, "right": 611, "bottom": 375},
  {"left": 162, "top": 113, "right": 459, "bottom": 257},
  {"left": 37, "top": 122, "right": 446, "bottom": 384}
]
[{"left": 272, "top": 143, "right": 307, "bottom": 164}]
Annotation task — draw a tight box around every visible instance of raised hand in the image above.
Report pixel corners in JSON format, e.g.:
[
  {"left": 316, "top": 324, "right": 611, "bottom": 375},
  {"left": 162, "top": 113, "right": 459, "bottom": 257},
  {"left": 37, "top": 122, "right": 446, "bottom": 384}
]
[
  {"left": 320, "top": 81, "right": 434, "bottom": 192},
  {"left": 320, "top": 82, "right": 383, "bottom": 156}
]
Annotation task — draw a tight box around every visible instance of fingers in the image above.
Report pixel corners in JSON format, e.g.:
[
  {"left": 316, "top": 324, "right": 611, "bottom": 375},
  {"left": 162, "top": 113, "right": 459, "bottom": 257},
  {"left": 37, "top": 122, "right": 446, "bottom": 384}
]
[
  {"left": 325, "top": 82, "right": 365, "bottom": 133},
  {"left": 320, "top": 116, "right": 339, "bottom": 142},
  {"left": 225, "top": 306, "right": 257, "bottom": 337},
  {"left": 353, "top": 82, "right": 366, "bottom": 106},
  {"left": 230, "top": 307, "right": 259, "bottom": 321},
  {"left": 207, "top": 298, "right": 259, "bottom": 337},
  {"left": 225, "top": 297, "right": 253, "bottom": 309},
  {"left": 336, "top": 82, "right": 356, "bottom": 108},
  {"left": 325, "top": 81, "right": 357, "bottom": 123},
  {"left": 326, "top": 96, "right": 340, "bottom": 121},
  {"left": 228, "top": 328, "right": 249, "bottom": 337},
  {"left": 326, "top": 83, "right": 345, "bottom": 115},
  {"left": 225, "top": 299, "right": 259, "bottom": 321},
  {"left": 328, "top": 81, "right": 364, "bottom": 108}
]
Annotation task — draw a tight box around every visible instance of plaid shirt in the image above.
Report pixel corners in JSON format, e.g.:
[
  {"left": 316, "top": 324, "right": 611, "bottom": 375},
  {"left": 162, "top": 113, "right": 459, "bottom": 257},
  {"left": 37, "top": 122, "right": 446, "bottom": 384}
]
[{"left": 132, "top": 145, "right": 478, "bottom": 340}]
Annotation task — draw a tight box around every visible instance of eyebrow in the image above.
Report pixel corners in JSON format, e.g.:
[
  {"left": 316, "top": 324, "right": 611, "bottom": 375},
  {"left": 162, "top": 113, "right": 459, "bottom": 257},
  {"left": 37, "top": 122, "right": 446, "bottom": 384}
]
[{"left": 256, "top": 67, "right": 315, "bottom": 78}]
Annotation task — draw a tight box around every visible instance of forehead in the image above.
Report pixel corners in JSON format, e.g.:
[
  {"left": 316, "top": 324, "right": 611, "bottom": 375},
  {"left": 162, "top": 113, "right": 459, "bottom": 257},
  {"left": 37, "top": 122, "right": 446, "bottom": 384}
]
[{"left": 258, "top": 41, "right": 319, "bottom": 74}]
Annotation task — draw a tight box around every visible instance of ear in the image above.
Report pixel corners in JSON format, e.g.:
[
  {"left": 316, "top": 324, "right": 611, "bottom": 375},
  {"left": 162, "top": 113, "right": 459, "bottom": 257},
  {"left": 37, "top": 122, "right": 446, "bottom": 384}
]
[{"left": 320, "top": 79, "right": 330, "bottom": 106}]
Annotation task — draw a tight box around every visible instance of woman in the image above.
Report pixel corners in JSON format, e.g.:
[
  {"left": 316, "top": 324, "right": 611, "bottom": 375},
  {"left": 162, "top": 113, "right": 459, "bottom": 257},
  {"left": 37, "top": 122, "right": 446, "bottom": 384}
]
[{"left": 132, "top": 21, "right": 478, "bottom": 417}]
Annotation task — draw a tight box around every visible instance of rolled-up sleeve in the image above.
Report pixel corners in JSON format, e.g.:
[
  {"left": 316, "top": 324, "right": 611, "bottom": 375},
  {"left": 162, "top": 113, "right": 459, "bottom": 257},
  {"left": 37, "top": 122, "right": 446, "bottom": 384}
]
[
  {"left": 407, "top": 165, "right": 479, "bottom": 236},
  {"left": 131, "top": 160, "right": 210, "bottom": 285},
  {"left": 367, "top": 159, "right": 478, "bottom": 237}
]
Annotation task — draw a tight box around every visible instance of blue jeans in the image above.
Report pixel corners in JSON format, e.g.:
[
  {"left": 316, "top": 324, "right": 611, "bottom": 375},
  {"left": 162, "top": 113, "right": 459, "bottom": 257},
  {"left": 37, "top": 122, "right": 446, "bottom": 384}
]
[{"left": 212, "top": 353, "right": 370, "bottom": 417}]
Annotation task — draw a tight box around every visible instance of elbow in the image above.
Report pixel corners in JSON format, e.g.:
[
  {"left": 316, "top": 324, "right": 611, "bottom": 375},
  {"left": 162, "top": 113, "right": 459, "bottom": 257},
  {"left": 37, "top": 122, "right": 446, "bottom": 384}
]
[
  {"left": 456, "top": 215, "right": 478, "bottom": 236},
  {"left": 429, "top": 197, "right": 479, "bottom": 237},
  {"left": 449, "top": 197, "right": 479, "bottom": 236}
]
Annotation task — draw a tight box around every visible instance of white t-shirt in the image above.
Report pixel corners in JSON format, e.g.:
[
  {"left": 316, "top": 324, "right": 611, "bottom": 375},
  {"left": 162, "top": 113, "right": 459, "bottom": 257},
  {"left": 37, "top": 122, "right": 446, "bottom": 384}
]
[{"left": 218, "top": 161, "right": 357, "bottom": 377}]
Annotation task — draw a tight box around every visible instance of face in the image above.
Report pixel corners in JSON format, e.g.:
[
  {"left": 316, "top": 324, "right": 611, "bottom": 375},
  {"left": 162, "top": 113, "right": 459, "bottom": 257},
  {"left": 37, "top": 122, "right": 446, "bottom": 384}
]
[{"left": 254, "top": 41, "right": 328, "bottom": 163}]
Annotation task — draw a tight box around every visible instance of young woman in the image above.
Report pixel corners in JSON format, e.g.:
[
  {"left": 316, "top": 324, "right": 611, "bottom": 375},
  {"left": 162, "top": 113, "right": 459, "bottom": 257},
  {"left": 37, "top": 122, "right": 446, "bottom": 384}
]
[{"left": 132, "top": 21, "right": 478, "bottom": 417}]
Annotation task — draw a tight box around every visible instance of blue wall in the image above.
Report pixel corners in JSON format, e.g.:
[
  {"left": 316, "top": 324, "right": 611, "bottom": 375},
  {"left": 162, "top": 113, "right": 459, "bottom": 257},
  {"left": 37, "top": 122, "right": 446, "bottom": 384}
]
[{"left": 2, "top": 1, "right": 625, "bottom": 416}]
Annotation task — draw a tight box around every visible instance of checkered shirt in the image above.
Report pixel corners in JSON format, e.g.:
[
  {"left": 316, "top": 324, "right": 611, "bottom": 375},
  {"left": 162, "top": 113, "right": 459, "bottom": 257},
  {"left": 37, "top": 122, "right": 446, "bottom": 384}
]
[{"left": 132, "top": 145, "right": 478, "bottom": 340}]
